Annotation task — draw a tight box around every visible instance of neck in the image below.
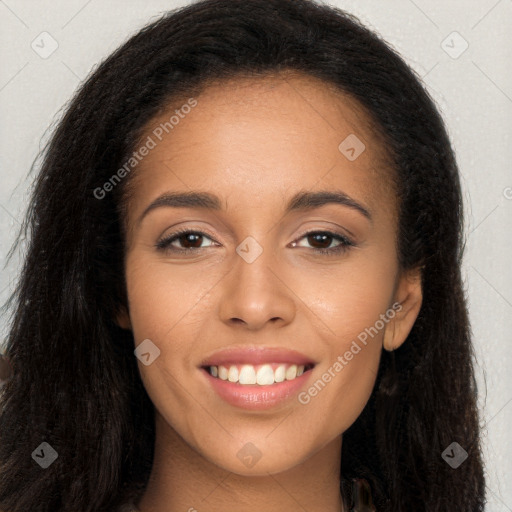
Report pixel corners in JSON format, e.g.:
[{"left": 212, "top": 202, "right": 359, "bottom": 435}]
[{"left": 135, "top": 411, "right": 347, "bottom": 512}]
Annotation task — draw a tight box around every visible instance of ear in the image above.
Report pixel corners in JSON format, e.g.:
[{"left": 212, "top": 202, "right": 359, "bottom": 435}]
[
  {"left": 383, "top": 266, "right": 423, "bottom": 351},
  {"left": 115, "top": 305, "right": 132, "bottom": 331}
]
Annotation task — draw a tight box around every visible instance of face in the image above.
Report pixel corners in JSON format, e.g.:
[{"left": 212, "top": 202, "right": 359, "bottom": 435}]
[{"left": 117, "top": 72, "right": 422, "bottom": 476}]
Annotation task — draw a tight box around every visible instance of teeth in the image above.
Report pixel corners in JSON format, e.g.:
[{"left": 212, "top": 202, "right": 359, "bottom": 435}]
[
  {"left": 239, "top": 365, "right": 257, "bottom": 385},
  {"left": 218, "top": 366, "right": 229, "bottom": 380},
  {"left": 285, "top": 364, "right": 297, "bottom": 380},
  {"left": 256, "top": 364, "right": 274, "bottom": 385},
  {"left": 207, "top": 363, "right": 308, "bottom": 385},
  {"left": 274, "top": 365, "right": 286, "bottom": 383},
  {"left": 228, "top": 366, "right": 239, "bottom": 383}
]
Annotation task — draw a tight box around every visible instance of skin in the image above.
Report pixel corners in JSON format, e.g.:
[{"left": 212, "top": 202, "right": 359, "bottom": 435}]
[{"left": 116, "top": 71, "right": 422, "bottom": 512}]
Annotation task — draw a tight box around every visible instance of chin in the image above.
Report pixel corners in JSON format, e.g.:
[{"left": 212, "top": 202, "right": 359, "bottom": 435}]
[{"left": 213, "top": 454, "right": 301, "bottom": 477}]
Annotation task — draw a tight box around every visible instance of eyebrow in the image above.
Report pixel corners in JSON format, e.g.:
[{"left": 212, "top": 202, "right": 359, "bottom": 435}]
[{"left": 137, "top": 189, "right": 373, "bottom": 226}]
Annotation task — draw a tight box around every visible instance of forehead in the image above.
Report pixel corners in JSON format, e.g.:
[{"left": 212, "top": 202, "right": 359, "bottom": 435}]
[{"left": 125, "top": 71, "right": 396, "bottom": 222}]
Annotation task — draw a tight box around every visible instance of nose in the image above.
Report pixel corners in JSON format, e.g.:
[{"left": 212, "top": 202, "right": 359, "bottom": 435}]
[{"left": 217, "top": 244, "right": 296, "bottom": 331}]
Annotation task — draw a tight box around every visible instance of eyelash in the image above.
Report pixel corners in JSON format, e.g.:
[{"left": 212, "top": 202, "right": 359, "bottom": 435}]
[{"left": 155, "top": 228, "right": 355, "bottom": 256}]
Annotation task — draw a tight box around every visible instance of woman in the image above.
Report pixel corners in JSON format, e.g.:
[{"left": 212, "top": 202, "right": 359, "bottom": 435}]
[{"left": 0, "top": 0, "right": 485, "bottom": 510}]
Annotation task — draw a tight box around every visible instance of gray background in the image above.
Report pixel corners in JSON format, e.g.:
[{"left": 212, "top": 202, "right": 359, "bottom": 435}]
[{"left": 0, "top": 0, "right": 511, "bottom": 509}]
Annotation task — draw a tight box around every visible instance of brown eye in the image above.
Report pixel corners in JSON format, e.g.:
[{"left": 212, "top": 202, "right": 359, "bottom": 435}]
[
  {"left": 156, "top": 230, "right": 216, "bottom": 252},
  {"left": 175, "top": 233, "right": 204, "bottom": 249},
  {"left": 306, "top": 233, "right": 335, "bottom": 249},
  {"left": 292, "top": 230, "right": 354, "bottom": 256}
]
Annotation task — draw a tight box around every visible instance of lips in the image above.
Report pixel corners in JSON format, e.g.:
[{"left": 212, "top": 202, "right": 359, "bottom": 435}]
[
  {"left": 198, "top": 346, "right": 317, "bottom": 410},
  {"left": 199, "top": 346, "right": 317, "bottom": 368}
]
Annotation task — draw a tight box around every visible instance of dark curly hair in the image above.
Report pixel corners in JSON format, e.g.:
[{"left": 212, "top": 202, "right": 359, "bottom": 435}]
[{"left": 0, "top": 0, "right": 485, "bottom": 511}]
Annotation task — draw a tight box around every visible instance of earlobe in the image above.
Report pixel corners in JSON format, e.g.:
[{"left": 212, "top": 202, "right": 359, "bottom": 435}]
[{"left": 383, "top": 266, "right": 423, "bottom": 351}]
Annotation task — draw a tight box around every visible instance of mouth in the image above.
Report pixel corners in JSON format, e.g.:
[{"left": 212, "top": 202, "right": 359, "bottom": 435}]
[
  {"left": 201, "top": 362, "right": 316, "bottom": 386},
  {"left": 198, "top": 346, "right": 317, "bottom": 410}
]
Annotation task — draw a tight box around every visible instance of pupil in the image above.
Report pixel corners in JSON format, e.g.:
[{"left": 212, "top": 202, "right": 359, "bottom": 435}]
[
  {"left": 309, "top": 233, "right": 331, "bottom": 249},
  {"left": 182, "top": 234, "right": 202, "bottom": 248}
]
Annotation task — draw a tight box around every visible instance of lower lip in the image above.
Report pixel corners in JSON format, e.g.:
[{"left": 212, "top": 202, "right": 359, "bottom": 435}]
[{"left": 200, "top": 367, "right": 314, "bottom": 411}]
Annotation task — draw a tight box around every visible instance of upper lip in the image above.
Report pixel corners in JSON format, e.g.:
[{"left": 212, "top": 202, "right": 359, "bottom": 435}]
[{"left": 200, "top": 346, "right": 317, "bottom": 367}]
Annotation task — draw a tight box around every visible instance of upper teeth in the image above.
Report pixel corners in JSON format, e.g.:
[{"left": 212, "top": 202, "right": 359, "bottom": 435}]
[{"left": 209, "top": 363, "right": 306, "bottom": 385}]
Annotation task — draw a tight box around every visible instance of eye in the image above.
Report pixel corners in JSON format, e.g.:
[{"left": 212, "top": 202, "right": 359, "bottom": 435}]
[
  {"left": 290, "top": 230, "right": 355, "bottom": 255},
  {"left": 156, "top": 229, "right": 217, "bottom": 252},
  {"left": 156, "top": 229, "right": 355, "bottom": 256}
]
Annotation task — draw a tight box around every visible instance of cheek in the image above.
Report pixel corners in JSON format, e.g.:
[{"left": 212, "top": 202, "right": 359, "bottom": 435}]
[
  {"left": 288, "top": 252, "right": 395, "bottom": 416},
  {"left": 311, "top": 343, "right": 381, "bottom": 439},
  {"left": 295, "top": 277, "right": 386, "bottom": 439},
  {"left": 290, "top": 251, "right": 398, "bottom": 345},
  {"left": 124, "top": 252, "right": 224, "bottom": 343}
]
